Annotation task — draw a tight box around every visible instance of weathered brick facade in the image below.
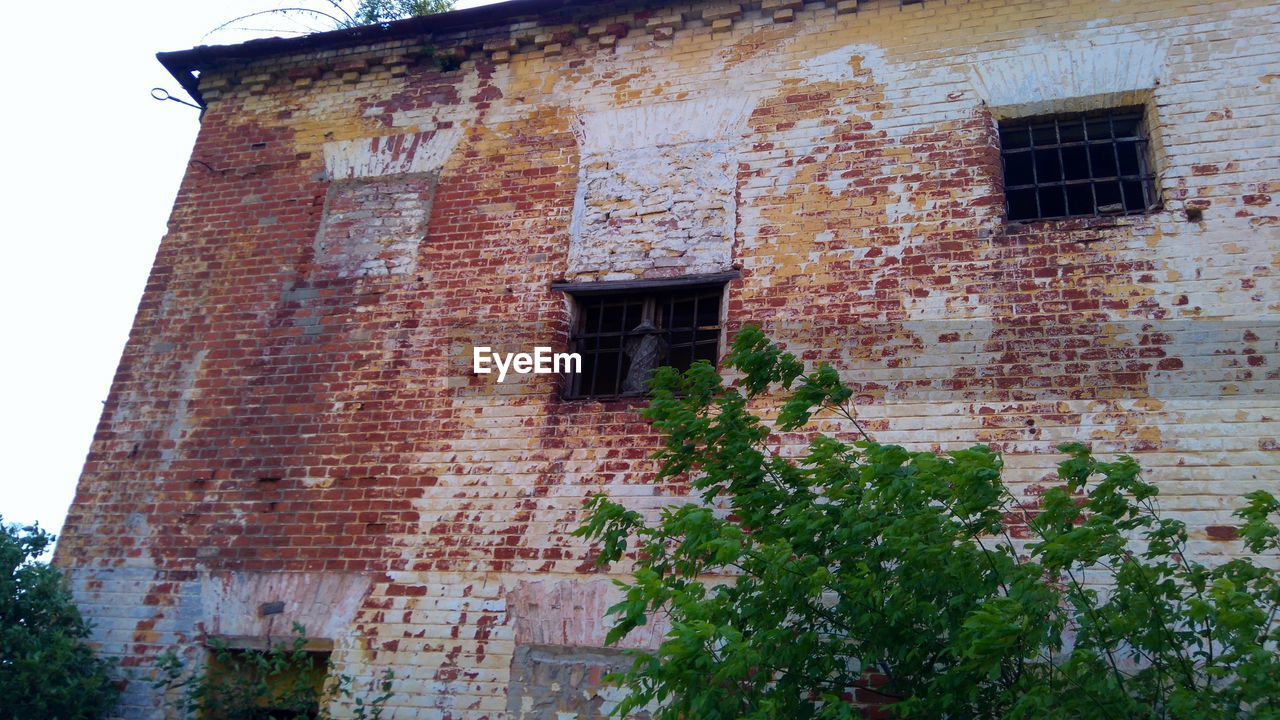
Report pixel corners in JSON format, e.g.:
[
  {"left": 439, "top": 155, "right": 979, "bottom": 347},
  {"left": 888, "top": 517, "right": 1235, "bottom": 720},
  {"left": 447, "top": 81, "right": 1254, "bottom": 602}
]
[{"left": 58, "top": 0, "right": 1280, "bottom": 717}]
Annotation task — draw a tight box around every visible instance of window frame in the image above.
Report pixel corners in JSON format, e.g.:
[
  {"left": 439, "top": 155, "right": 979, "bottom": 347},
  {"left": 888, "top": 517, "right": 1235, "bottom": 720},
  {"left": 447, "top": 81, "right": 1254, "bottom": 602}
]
[
  {"left": 552, "top": 273, "right": 735, "bottom": 401},
  {"left": 998, "top": 106, "right": 1159, "bottom": 223},
  {"left": 201, "top": 637, "right": 333, "bottom": 719}
]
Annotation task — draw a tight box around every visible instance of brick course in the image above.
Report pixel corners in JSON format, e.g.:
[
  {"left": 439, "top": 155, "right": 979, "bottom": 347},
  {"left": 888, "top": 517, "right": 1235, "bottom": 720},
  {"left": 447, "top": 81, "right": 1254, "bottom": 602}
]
[{"left": 57, "top": 0, "right": 1280, "bottom": 717}]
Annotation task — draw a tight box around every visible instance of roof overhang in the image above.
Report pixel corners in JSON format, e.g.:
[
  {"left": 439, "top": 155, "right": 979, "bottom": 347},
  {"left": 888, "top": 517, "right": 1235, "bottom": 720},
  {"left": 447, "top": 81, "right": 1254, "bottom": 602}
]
[{"left": 156, "top": 0, "right": 582, "bottom": 106}]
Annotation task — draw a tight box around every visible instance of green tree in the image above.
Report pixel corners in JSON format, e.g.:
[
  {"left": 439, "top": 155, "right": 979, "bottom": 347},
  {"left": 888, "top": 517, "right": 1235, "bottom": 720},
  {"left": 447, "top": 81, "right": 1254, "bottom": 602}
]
[
  {"left": 575, "top": 326, "right": 1280, "bottom": 719},
  {"left": 213, "top": 0, "right": 456, "bottom": 39},
  {"left": 352, "top": 0, "right": 455, "bottom": 24},
  {"left": 0, "top": 519, "right": 118, "bottom": 720}
]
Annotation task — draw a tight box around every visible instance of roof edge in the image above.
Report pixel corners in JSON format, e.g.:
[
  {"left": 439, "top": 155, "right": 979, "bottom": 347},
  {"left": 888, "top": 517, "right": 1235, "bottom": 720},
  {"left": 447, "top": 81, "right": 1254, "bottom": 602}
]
[{"left": 156, "top": 0, "right": 577, "bottom": 106}]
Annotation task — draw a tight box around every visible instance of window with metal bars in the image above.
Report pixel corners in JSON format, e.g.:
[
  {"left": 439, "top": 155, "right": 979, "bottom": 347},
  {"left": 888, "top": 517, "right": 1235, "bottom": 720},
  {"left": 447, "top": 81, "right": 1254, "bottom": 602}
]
[
  {"left": 565, "top": 286, "right": 723, "bottom": 399},
  {"left": 999, "top": 108, "right": 1158, "bottom": 222}
]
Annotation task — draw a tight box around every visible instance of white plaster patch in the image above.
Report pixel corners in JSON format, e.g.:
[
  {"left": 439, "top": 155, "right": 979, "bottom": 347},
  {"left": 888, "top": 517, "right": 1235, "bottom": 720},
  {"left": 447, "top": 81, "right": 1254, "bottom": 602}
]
[
  {"left": 903, "top": 287, "right": 995, "bottom": 352},
  {"left": 574, "top": 94, "right": 756, "bottom": 152},
  {"left": 568, "top": 96, "right": 752, "bottom": 280},
  {"left": 805, "top": 43, "right": 970, "bottom": 140},
  {"left": 159, "top": 349, "right": 207, "bottom": 468},
  {"left": 321, "top": 62, "right": 500, "bottom": 180},
  {"left": 968, "top": 36, "right": 1168, "bottom": 112},
  {"left": 200, "top": 571, "right": 371, "bottom": 640},
  {"left": 800, "top": 43, "right": 882, "bottom": 84},
  {"left": 323, "top": 127, "right": 465, "bottom": 180},
  {"left": 507, "top": 579, "right": 665, "bottom": 650},
  {"left": 314, "top": 173, "right": 437, "bottom": 279},
  {"left": 568, "top": 145, "right": 738, "bottom": 279}
]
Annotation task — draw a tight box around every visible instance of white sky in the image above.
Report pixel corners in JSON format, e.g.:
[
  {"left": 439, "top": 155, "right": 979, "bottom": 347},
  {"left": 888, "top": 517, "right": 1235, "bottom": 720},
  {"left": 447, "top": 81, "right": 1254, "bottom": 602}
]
[{"left": 0, "top": 0, "right": 504, "bottom": 537}]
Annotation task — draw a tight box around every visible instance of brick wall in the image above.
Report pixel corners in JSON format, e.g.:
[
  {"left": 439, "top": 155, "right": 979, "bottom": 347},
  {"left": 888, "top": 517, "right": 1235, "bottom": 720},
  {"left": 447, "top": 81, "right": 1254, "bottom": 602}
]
[{"left": 57, "top": 0, "right": 1280, "bottom": 717}]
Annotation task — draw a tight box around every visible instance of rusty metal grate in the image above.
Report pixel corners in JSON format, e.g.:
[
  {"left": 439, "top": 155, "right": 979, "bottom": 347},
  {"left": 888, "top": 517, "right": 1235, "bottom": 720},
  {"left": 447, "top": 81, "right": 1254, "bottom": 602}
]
[
  {"left": 567, "top": 287, "right": 723, "bottom": 399},
  {"left": 1000, "top": 108, "right": 1157, "bottom": 222}
]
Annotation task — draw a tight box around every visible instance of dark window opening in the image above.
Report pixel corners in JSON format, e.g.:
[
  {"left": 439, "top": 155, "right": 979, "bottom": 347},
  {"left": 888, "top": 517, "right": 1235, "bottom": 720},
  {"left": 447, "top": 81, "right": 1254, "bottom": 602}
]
[
  {"left": 1000, "top": 108, "right": 1157, "bottom": 222},
  {"left": 566, "top": 286, "right": 723, "bottom": 399},
  {"left": 205, "top": 643, "right": 331, "bottom": 720}
]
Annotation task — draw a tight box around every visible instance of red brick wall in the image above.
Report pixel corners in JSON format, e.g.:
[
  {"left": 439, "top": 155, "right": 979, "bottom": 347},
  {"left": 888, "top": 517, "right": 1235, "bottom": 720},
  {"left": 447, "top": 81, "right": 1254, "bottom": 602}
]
[{"left": 57, "top": 0, "right": 1280, "bottom": 716}]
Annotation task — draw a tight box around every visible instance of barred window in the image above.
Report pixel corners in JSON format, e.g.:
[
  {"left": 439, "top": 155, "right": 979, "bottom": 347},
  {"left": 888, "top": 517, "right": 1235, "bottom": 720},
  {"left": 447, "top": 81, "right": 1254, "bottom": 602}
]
[
  {"left": 1000, "top": 108, "right": 1157, "bottom": 222},
  {"left": 561, "top": 283, "right": 724, "bottom": 400}
]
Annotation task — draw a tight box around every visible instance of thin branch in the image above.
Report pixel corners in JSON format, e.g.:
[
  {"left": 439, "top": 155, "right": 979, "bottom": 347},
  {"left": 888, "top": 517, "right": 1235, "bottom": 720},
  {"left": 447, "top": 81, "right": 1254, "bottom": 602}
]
[
  {"left": 1061, "top": 564, "right": 1133, "bottom": 695},
  {"left": 205, "top": 8, "right": 350, "bottom": 39},
  {"left": 1031, "top": 647, "right": 1126, "bottom": 720},
  {"left": 1140, "top": 494, "right": 1217, "bottom": 673},
  {"left": 1115, "top": 551, "right": 1201, "bottom": 691},
  {"left": 822, "top": 390, "right": 872, "bottom": 443},
  {"left": 223, "top": 27, "right": 311, "bottom": 34},
  {"left": 319, "top": 0, "right": 358, "bottom": 25}
]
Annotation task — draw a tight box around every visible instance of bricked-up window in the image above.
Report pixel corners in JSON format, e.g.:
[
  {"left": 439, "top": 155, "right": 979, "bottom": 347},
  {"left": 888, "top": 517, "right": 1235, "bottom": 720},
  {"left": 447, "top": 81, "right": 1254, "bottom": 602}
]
[
  {"left": 560, "top": 282, "right": 726, "bottom": 400},
  {"left": 1000, "top": 108, "right": 1157, "bottom": 222}
]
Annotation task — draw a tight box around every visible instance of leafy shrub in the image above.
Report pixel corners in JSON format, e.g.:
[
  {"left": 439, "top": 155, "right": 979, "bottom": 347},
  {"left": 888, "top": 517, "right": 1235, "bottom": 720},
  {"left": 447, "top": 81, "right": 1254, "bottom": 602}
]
[
  {"left": 154, "top": 623, "right": 393, "bottom": 720},
  {"left": 0, "top": 519, "right": 118, "bottom": 720},
  {"left": 576, "top": 326, "right": 1280, "bottom": 719}
]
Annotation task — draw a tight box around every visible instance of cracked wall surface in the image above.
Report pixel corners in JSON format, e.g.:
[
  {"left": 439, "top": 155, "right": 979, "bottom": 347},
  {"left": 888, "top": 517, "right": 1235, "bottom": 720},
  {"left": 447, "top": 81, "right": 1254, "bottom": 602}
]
[
  {"left": 55, "top": 0, "right": 1280, "bottom": 717},
  {"left": 315, "top": 174, "right": 437, "bottom": 279},
  {"left": 505, "top": 645, "right": 634, "bottom": 720},
  {"left": 570, "top": 144, "right": 736, "bottom": 279},
  {"left": 567, "top": 96, "right": 754, "bottom": 280}
]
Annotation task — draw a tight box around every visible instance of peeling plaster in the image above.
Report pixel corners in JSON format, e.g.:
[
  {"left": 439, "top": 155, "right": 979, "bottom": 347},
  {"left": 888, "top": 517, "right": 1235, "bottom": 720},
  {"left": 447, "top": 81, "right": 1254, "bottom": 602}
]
[
  {"left": 324, "top": 128, "right": 465, "bottom": 180},
  {"left": 968, "top": 36, "right": 1169, "bottom": 114},
  {"left": 200, "top": 571, "right": 372, "bottom": 641}
]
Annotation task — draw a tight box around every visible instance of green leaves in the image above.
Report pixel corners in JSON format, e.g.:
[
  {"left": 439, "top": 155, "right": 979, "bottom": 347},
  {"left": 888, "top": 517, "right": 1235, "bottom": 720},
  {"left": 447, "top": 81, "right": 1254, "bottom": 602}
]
[
  {"left": 0, "top": 519, "right": 118, "bottom": 720},
  {"left": 154, "top": 623, "right": 394, "bottom": 720},
  {"left": 1238, "top": 490, "right": 1280, "bottom": 554},
  {"left": 572, "top": 493, "right": 643, "bottom": 566},
  {"left": 959, "top": 597, "right": 1031, "bottom": 681},
  {"left": 577, "top": 326, "right": 1280, "bottom": 720},
  {"left": 353, "top": 0, "right": 455, "bottom": 25},
  {"left": 725, "top": 325, "right": 805, "bottom": 396}
]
